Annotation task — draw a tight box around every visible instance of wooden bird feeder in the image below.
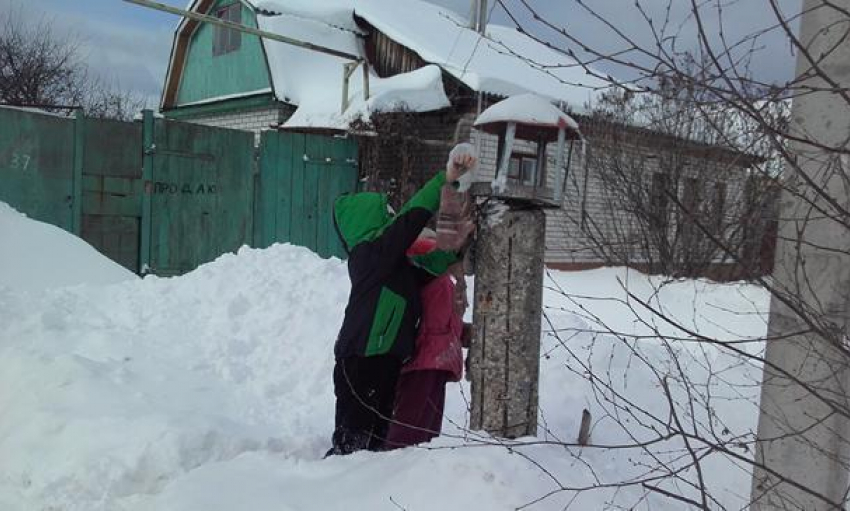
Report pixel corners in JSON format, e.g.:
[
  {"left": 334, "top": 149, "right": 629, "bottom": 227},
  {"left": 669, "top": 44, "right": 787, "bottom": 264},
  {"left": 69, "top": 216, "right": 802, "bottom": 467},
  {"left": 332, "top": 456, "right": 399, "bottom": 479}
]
[{"left": 471, "top": 93, "right": 581, "bottom": 208}]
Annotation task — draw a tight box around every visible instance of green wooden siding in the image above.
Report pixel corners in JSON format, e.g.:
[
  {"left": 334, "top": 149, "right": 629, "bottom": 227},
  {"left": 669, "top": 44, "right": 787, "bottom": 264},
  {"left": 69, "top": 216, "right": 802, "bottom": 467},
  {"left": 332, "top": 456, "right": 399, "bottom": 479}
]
[
  {"left": 256, "top": 131, "right": 358, "bottom": 259},
  {"left": 175, "top": 0, "right": 272, "bottom": 106}
]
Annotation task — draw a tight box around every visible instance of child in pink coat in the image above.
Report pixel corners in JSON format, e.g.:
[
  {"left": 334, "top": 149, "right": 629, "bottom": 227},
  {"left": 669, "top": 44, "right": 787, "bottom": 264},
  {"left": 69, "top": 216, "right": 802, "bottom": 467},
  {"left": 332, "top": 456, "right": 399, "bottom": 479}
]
[{"left": 385, "top": 237, "right": 470, "bottom": 449}]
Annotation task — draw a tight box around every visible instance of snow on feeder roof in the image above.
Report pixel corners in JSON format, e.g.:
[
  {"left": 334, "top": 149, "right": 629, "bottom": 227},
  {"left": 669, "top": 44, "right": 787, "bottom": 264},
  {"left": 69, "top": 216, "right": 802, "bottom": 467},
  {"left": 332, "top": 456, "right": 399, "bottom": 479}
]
[{"left": 474, "top": 93, "right": 581, "bottom": 143}]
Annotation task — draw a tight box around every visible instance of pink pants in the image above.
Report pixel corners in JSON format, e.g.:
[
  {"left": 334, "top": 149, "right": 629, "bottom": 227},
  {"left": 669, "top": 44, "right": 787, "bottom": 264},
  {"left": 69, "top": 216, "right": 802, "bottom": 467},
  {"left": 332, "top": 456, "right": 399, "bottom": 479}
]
[{"left": 384, "top": 370, "right": 449, "bottom": 449}]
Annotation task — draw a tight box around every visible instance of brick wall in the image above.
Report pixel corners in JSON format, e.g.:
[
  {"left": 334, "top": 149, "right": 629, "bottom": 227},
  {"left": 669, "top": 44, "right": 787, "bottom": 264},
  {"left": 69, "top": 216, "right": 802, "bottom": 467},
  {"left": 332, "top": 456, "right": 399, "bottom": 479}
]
[{"left": 184, "top": 105, "right": 294, "bottom": 143}]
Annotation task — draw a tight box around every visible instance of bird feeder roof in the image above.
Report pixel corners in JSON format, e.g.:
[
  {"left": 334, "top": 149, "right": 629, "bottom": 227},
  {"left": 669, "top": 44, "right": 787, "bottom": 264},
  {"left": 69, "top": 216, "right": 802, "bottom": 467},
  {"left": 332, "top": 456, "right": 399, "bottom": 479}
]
[{"left": 474, "top": 93, "right": 581, "bottom": 142}]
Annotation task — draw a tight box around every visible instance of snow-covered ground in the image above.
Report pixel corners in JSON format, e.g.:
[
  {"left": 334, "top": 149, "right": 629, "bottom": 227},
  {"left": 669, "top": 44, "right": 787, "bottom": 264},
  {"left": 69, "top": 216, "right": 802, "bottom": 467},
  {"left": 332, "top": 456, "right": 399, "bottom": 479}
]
[{"left": 0, "top": 203, "right": 769, "bottom": 510}]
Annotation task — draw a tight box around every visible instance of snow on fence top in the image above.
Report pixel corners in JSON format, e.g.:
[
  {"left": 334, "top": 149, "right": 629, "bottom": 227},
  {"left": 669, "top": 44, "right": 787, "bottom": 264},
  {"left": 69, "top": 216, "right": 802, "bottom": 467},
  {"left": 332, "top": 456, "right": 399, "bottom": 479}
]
[{"left": 251, "top": 0, "right": 609, "bottom": 129}]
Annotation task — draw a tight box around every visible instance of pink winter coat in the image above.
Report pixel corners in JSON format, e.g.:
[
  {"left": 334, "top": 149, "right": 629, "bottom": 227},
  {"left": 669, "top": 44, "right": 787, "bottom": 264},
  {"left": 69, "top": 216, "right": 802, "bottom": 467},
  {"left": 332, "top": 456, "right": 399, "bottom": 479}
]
[{"left": 402, "top": 274, "right": 464, "bottom": 381}]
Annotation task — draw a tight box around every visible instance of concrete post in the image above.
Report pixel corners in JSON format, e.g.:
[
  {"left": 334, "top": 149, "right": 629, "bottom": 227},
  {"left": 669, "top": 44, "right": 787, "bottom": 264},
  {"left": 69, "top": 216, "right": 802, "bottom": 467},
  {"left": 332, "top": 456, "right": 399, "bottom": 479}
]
[
  {"left": 751, "top": 2, "right": 850, "bottom": 509},
  {"left": 470, "top": 202, "right": 545, "bottom": 438}
]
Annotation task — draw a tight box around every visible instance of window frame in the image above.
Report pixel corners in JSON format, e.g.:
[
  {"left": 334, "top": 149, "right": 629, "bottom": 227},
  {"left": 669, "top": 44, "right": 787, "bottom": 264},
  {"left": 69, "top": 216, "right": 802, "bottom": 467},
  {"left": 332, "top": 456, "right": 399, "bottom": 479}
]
[
  {"left": 213, "top": 3, "right": 242, "bottom": 57},
  {"left": 507, "top": 152, "right": 539, "bottom": 187}
]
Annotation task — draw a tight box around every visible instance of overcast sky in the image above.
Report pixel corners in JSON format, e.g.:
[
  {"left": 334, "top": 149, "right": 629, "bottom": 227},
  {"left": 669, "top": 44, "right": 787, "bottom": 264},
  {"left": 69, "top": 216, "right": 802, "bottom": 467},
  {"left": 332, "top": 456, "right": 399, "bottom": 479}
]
[{"left": 7, "top": 0, "right": 802, "bottom": 108}]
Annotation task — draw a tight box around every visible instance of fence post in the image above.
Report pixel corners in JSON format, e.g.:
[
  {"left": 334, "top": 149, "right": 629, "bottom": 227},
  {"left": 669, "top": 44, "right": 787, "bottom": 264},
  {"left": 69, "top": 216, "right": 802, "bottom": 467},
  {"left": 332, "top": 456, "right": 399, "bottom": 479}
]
[
  {"left": 140, "top": 110, "right": 154, "bottom": 274},
  {"left": 71, "top": 110, "right": 85, "bottom": 235},
  {"left": 251, "top": 134, "right": 263, "bottom": 248}
]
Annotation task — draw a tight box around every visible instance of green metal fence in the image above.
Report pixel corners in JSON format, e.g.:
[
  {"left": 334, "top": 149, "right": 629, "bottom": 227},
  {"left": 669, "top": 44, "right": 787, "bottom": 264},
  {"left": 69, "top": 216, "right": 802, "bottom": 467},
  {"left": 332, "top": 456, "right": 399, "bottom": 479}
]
[
  {"left": 143, "top": 114, "right": 256, "bottom": 276},
  {"left": 0, "top": 107, "right": 358, "bottom": 276},
  {"left": 0, "top": 107, "right": 77, "bottom": 232},
  {"left": 255, "top": 130, "right": 358, "bottom": 259}
]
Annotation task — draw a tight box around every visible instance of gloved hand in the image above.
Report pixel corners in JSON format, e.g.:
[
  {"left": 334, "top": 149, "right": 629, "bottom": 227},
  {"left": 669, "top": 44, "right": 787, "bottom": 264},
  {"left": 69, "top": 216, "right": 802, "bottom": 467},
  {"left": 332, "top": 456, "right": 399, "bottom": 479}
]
[{"left": 446, "top": 143, "right": 478, "bottom": 189}]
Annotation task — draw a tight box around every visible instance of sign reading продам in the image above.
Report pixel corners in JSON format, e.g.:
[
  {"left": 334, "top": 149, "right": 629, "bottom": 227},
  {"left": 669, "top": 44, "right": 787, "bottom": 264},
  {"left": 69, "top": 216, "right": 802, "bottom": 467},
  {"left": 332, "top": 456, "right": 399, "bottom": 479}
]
[{"left": 150, "top": 182, "right": 218, "bottom": 195}]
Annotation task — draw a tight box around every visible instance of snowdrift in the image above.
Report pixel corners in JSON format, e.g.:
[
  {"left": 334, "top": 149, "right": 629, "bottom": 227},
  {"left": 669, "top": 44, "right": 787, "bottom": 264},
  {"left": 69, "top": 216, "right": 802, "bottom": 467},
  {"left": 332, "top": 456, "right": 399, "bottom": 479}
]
[
  {"left": 0, "top": 225, "right": 769, "bottom": 509},
  {"left": 0, "top": 202, "right": 135, "bottom": 292}
]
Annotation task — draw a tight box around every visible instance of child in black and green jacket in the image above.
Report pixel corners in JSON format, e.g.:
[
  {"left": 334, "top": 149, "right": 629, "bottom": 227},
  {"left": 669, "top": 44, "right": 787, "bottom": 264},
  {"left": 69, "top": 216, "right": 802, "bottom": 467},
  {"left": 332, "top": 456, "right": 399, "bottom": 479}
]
[{"left": 327, "top": 149, "right": 475, "bottom": 456}]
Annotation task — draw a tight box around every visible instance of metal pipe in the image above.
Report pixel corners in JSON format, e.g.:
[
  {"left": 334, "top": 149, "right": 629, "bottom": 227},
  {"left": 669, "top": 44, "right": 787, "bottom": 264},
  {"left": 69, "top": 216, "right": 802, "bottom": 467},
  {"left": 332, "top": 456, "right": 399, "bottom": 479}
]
[
  {"left": 477, "top": 0, "right": 489, "bottom": 33},
  {"left": 341, "top": 62, "right": 358, "bottom": 113},
  {"left": 362, "top": 61, "right": 371, "bottom": 101},
  {"left": 553, "top": 127, "right": 566, "bottom": 203},
  {"left": 122, "top": 0, "right": 362, "bottom": 61},
  {"left": 492, "top": 122, "right": 516, "bottom": 194}
]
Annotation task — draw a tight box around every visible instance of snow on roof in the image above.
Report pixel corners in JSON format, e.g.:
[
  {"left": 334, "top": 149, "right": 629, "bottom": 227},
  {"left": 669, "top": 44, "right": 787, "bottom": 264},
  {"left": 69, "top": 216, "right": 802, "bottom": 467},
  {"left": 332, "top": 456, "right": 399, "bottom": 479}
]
[
  {"left": 351, "top": 0, "right": 609, "bottom": 110},
  {"left": 250, "top": 0, "right": 608, "bottom": 129},
  {"left": 474, "top": 93, "right": 580, "bottom": 131},
  {"left": 256, "top": 1, "right": 450, "bottom": 129},
  {"left": 283, "top": 64, "right": 450, "bottom": 130}
]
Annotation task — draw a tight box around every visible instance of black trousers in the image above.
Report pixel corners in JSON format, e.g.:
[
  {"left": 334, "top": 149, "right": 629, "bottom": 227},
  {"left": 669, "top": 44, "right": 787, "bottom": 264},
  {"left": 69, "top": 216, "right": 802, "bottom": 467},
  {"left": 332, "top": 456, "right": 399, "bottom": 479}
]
[{"left": 330, "top": 355, "right": 401, "bottom": 455}]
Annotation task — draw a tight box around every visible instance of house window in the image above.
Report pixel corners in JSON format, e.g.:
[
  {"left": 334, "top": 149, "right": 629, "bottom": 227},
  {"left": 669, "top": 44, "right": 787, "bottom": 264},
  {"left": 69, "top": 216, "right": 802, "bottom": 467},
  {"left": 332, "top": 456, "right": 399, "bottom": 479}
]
[
  {"left": 679, "top": 177, "right": 701, "bottom": 246},
  {"left": 213, "top": 3, "right": 242, "bottom": 56},
  {"left": 507, "top": 153, "right": 539, "bottom": 186},
  {"left": 649, "top": 172, "right": 670, "bottom": 230},
  {"left": 713, "top": 182, "right": 727, "bottom": 231},
  {"left": 680, "top": 178, "right": 700, "bottom": 222}
]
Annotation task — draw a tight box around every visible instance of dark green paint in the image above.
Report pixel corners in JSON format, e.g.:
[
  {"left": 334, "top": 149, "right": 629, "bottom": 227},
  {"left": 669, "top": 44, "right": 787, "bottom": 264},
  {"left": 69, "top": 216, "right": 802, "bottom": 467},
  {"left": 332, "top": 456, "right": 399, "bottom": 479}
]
[
  {"left": 0, "top": 107, "right": 76, "bottom": 231},
  {"left": 141, "top": 111, "right": 154, "bottom": 273},
  {"left": 72, "top": 113, "right": 84, "bottom": 234},
  {"left": 146, "top": 117, "right": 255, "bottom": 276},
  {"left": 255, "top": 131, "right": 358, "bottom": 259},
  {"left": 80, "top": 116, "right": 144, "bottom": 273},
  {"left": 164, "top": 93, "right": 278, "bottom": 120},
  {"left": 0, "top": 107, "right": 358, "bottom": 277}
]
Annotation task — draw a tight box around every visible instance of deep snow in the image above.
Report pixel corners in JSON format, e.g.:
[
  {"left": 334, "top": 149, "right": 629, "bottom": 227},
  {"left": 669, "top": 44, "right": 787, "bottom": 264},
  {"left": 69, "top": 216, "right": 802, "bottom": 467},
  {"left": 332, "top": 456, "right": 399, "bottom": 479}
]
[
  {"left": 0, "top": 202, "right": 769, "bottom": 510},
  {"left": 0, "top": 202, "right": 135, "bottom": 292}
]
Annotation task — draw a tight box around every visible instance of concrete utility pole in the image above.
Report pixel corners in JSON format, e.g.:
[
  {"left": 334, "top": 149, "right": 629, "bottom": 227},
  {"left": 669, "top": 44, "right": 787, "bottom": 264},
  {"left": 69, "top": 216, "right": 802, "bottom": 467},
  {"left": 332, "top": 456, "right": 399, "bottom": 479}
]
[
  {"left": 751, "top": 1, "right": 850, "bottom": 509},
  {"left": 470, "top": 205, "right": 546, "bottom": 438}
]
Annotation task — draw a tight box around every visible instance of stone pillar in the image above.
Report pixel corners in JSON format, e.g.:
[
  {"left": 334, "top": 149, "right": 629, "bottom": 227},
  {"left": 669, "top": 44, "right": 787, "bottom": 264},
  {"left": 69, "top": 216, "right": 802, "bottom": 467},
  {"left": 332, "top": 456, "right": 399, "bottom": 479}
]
[
  {"left": 470, "top": 202, "right": 545, "bottom": 438},
  {"left": 751, "top": 1, "right": 850, "bottom": 509}
]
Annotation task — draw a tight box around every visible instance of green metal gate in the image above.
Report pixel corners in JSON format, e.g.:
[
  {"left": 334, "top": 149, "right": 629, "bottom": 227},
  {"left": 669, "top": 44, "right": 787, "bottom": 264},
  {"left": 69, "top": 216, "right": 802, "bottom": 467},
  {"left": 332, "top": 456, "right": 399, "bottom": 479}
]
[
  {"left": 255, "top": 131, "right": 358, "bottom": 259},
  {"left": 0, "top": 107, "right": 76, "bottom": 231},
  {"left": 141, "top": 111, "right": 255, "bottom": 276},
  {"left": 81, "top": 117, "right": 144, "bottom": 272}
]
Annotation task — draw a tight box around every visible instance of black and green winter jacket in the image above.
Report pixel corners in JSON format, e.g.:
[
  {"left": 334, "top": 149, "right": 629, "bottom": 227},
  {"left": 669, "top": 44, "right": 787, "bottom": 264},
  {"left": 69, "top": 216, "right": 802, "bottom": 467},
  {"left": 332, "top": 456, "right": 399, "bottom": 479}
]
[{"left": 333, "top": 171, "right": 457, "bottom": 361}]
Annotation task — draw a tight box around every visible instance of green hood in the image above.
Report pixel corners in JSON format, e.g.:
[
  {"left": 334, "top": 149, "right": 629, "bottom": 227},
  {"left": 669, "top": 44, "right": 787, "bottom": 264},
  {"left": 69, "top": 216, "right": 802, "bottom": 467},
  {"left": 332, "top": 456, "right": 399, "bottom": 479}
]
[
  {"left": 333, "top": 172, "right": 448, "bottom": 252},
  {"left": 334, "top": 192, "right": 392, "bottom": 250}
]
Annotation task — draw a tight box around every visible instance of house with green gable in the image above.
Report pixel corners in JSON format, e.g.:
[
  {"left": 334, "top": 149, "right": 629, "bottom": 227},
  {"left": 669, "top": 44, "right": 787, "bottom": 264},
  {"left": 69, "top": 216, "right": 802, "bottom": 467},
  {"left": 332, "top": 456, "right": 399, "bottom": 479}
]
[
  {"left": 160, "top": 0, "right": 768, "bottom": 278},
  {"left": 161, "top": 0, "right": 291, "bottom": 133},
  {"left": 161, "top": 0, "right": 605, "bottom": 136}
]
